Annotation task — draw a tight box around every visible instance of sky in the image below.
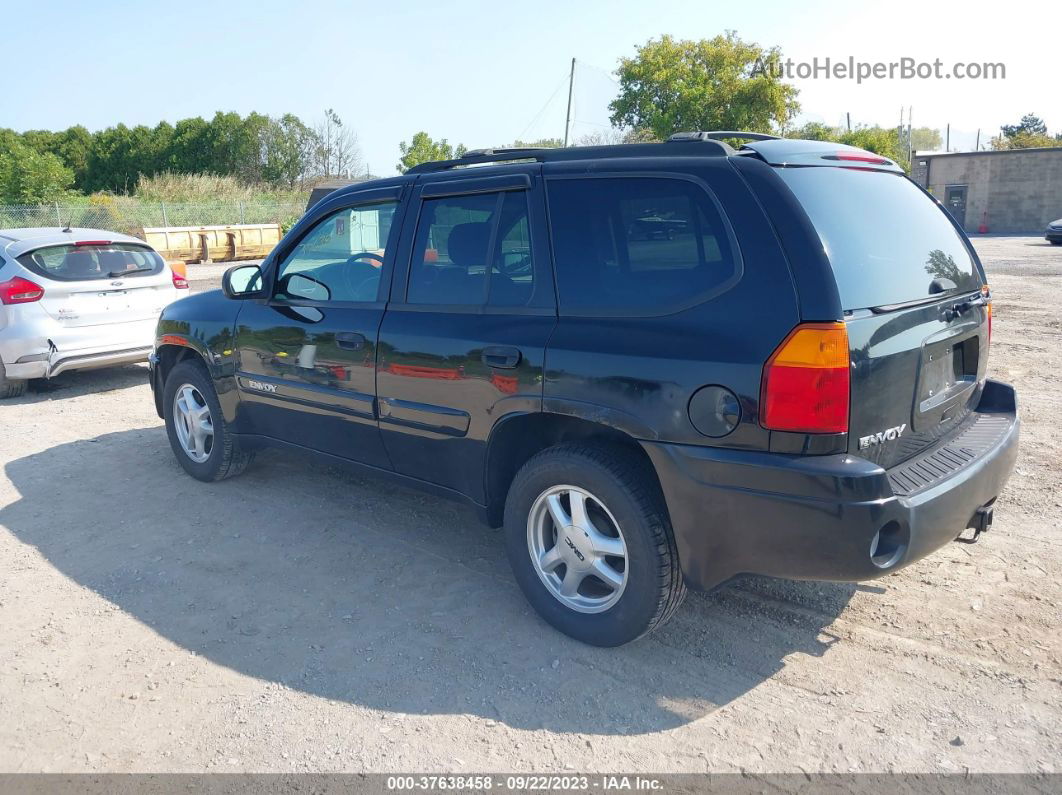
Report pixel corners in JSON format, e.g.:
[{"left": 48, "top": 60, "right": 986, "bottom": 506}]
[{"left": 2, "top": 0, "right": 1057, "bottom": 175}]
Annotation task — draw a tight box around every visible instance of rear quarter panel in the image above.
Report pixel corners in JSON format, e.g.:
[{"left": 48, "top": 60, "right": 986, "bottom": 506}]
[{"left": 541, "top": 158, "right": 801, "bottom": 449}]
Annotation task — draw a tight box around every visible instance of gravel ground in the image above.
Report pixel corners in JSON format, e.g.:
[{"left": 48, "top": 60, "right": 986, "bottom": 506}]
[{"left": 0, "top": 237, "right": 1059, "bottom": 774}]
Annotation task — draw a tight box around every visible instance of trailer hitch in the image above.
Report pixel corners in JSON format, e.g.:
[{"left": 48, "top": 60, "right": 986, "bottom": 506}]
[{"left": 955, "top": 504, "right": 994, "bottom": 544}]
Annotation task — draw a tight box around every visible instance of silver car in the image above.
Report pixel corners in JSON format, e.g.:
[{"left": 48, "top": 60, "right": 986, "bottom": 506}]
[{"left": 0, "top": 227, "right": 186, "bottom": 397}]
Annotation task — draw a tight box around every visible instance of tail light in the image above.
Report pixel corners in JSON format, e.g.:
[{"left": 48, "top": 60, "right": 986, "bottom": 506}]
[
  {"left": 761, "top": 322, "right": 850, "bottom": 434},
  {"left": 170, "top": 262, "right": 189, "bottom": 289},
  {"left": 0, "top": 276, "right": 45, "bottom": 305},
  {"left": 823, "top": 151, "right": 892, "bottom": 165}
]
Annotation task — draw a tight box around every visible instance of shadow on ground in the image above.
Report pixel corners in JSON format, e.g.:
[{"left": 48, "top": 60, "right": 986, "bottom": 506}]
[
  {"left": 1, "top": 429, "right": 857, "bottom": 735},
  {"left": 7, "top": 364, "right": 149, "bottom": 404}
]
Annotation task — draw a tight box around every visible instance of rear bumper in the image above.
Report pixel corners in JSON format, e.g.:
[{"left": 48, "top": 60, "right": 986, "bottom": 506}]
[
  {"left": 0, "top": 317, "right": 157, "bottom": 379},
  {"left": 3, "top": 344, "right": 153, "bottom": 379},
  {"left": 644, "top": 379, "right": 1019, "bottom": 590}
]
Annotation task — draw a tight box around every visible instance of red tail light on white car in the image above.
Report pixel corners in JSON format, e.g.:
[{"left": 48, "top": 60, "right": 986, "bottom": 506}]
[{"left": 0, "top": 276, "right": 45, "bottom": 305}]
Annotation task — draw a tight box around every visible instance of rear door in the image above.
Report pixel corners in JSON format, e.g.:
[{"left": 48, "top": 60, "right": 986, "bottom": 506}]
[
  {"left": 17, "top": 242, "right": 174, "bottom": 329},
  {"left": 776, "top": 165, "right": 990, "bottom": 468},
  {"left": 375, "top": 167, "right": 555, "bottom": 501}
]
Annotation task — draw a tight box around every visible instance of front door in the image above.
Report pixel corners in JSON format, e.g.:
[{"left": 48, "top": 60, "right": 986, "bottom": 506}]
[
  {"left": 375, "top": 168, "right": 556, "bottom": 501},
  {"left": 232, "top": 188, "right": 404, "bottom": 468},
  {"left": 945, "top": 184, "right": 968, "bottom": 229}
]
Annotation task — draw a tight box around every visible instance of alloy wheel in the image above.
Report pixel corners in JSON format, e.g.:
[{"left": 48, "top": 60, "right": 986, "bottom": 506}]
[
  {"left": 172, "top": 383, "right": 214, "bottom": 463},
  {"left": 526, "top": 485, "right": 629, "bottom": 613}
]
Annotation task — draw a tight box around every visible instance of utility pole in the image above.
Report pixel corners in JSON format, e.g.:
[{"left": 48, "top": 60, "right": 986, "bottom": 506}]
[
  {"left": 563, "top": 57, "right": 575, "bottom": 147},
  {"left": 846, "top": 112, "right": 851, "bottom": 132},
  {"left": 946, "top": 123, "right": 950, "bottom": 152},
  {"left": 975, "top": 129, "right": 981, "bottom": 151},
  {"left": 907, "top": 106, "right": 913, "bottom": 165}
]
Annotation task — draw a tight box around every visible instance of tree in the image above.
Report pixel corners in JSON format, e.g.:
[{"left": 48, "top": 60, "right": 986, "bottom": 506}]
[
  {"left": 0, "top": 131, "right": 74, "bottom": 203},
  {"left": 55, "top": 125, "right": 93, "bottom": 187},
  {"left": 608, "top": 33, "right": 800, "bottom": 141},
  {"left": 990, "top": 114, "right": 1061, "bottom": 150},
  {"left": 910, "top": 127, "right": 942, "bottom": 152},
  {"left": 260, "top": 114, "right": 316, "bottom": 187},
  {"left": 1001, "top": 113, "right": 1047, "bottom": 139},
  {"left": 786, "top": 123, "right": 911, "bottom": 169},
  {"left": 789, "top": 121, "right": 836, "bottom": 141},
  {"left": 314, "top": 109, "right": 360, "bottom": 177},
  {"left": 20, "top": 126, "right": 93, "bottom": 190},
  {"left": 839, "top": 126, "right": 910, "bottom": 170},
  {"left": 990, "top": 131, "right": 1062, "bottom": 150},
  {"left": 168, "top": 116, "right": 213, "bottom": 174},
  {"left": 397, "top": 132, "right": 467, "bottom": 173}
]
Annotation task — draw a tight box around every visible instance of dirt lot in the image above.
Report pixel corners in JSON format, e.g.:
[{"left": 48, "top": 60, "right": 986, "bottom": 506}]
[{"left": 1, "top": 237, "right": 1059, "bottom": 774}]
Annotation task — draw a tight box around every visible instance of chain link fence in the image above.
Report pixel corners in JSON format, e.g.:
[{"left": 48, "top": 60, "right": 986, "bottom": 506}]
[{"left": 0, "top": 200, "right": 308, "bottom": 239}]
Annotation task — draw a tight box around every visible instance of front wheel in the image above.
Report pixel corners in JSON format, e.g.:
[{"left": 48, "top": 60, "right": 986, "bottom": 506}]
[
  {"left": 504, "top": 443, "right": 686, "bottom": 646},
  {"left": 163, "top": 359, "right": 253, "bottom": 481}
]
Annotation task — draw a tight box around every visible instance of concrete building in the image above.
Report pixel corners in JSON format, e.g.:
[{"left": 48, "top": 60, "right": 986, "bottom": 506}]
[{"left": 910, "top": 147, "right": 1062, "bottom": 234}]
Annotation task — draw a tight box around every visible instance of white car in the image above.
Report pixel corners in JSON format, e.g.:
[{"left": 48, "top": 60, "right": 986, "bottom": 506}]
[{"left": 0, "top": 227, "right": 187, "bottom": 397}]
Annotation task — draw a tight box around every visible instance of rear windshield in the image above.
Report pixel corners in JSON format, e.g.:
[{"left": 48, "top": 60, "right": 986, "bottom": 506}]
[
  {"left": 777, "top": 167, "right": 982, "bottom": 310},
  {"left": 17, "top": 242, "right": 164, "bottom": 282}
]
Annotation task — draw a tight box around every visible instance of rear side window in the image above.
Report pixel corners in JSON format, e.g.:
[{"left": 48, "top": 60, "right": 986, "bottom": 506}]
[
  {"left": 407, "top": 190, "right": 535, "bottom": 308},
  {"left": 546, "top": 177, "right": 739, "bottom": 314},
  {"left": 17, "top": 243, "right": 164, "bottom": 282},
  {"left": 777, "top": 167, "right": 981, "bottom": 310}
]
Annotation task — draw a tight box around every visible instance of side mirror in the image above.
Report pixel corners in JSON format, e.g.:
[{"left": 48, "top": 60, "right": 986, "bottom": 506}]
[{"left": 222, "top": 264, "right": 265, "bottom": 300}]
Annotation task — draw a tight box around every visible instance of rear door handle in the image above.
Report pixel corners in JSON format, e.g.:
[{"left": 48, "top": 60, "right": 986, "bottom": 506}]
[
  {"left": 336, "top": 331, "right": 366, "bottom": 350},
  {"left": 481, "top": 346, "right": 521, "bottom": 369}
]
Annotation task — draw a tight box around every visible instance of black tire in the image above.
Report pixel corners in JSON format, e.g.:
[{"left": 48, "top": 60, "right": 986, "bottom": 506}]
[
  {"left": 0, "top": 361, "right": 27, "bottom": 399},
  {"left": 503, "top": 442, "right": 686, "bottom": 646},
  {"left": 1051, "top": 240, "right": 1062, "bottom": 246},
  {"left": 163, "top": 358, "right": 253, "bottom": 482}
]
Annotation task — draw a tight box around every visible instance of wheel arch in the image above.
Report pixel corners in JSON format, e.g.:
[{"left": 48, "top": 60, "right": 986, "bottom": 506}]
[
  {"left": 483, "top": 411, "right": 665, "bottom": 528},
  {"left": 152, "top": 344, "right": 204, "bottom": 418}
]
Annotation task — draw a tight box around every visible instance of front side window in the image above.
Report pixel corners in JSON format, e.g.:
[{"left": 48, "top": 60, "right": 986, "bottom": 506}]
[
  {"left": 17, "top": 243, "right": 164, "bottom": 282},
  {"left": 407, "top": 191, "right": 535, "bottom": 307},
  {"left": 546, "top": 177, "right": 739, "bottom": 314},
  {"left": 275, "top": 200, "right": 398, "bottom": 303}
]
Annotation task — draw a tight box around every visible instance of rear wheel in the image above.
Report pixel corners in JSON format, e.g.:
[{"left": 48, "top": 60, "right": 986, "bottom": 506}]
[
  {"left": 163, "top": 359, "right": 253, "bottom": 481},
  {"left": 504, "top": 442, "right": 686, "bottom": 646},
  {"left": 0, "top": 361, "right": 27, "bottom": 399}
]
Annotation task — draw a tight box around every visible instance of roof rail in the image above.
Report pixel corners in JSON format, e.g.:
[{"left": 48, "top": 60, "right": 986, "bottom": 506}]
[
  {"left": 405, "top": 139, "right": 733, "bottom": 174},
  {"left": 668, "top": 131, "right": 781, "bottom": 142}
]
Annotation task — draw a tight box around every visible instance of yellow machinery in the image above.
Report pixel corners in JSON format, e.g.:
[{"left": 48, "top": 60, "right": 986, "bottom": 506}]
[{"left": 140, "top": 224, "right": 281, "bottom": 264}]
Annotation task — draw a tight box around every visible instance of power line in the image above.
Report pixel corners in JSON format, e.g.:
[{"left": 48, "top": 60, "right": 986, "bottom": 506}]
[
  {"left": 516, "top": 71, "right": 572, "bottom": 142},
  {"left": 573, "top": 58, "right": 620, "bottom": 85}
]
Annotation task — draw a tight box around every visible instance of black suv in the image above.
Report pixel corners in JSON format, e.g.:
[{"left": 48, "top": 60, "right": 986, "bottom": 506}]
[{"left": 149, "top": 133, "right": 1019, "bottom": 646}]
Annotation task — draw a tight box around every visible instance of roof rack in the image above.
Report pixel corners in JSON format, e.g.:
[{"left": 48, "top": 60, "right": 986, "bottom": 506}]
[
  {"left": 667, "top": 131, "right": 781, "bottom": 142},
  {"left": 405, "top": 137, "right": 733, "bottom": 174}
]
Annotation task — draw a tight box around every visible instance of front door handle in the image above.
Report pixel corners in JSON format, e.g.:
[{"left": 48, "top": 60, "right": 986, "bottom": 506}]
[
  {"left": 336, "top": 331, "right": 366, "bottom": 350},
  {"left": 482, "top": 346, "right": 521, "bottom": 369}
]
